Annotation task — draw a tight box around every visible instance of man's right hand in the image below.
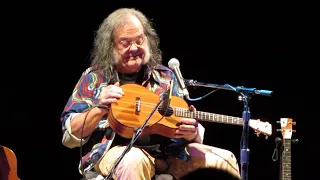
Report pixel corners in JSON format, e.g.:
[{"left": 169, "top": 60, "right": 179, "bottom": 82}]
[
  {"left": 70, "top": 82, "right": 123, "bottom": 139},
  {"left": 99, "top": 82, "right": 124, "bottom": 105}
]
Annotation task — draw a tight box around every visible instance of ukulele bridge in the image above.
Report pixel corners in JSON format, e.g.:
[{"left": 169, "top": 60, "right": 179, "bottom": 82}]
[{"left": 135, "top": 97, "right": 141, "bottom": 115}]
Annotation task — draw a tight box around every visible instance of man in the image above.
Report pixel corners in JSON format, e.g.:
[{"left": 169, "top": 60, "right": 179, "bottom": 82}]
[{"left": 60, "top": 8, "right": 241, "bottom": 180}]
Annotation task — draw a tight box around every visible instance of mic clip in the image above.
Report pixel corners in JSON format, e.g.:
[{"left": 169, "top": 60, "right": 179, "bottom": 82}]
[{"left": 159, "top": 80, "right": 174, "bottom": 116}]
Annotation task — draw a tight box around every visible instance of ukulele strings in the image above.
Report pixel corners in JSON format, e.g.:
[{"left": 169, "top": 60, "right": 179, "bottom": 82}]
[{"left": 136, "top": 102, "right": 193, "bottom": 128}]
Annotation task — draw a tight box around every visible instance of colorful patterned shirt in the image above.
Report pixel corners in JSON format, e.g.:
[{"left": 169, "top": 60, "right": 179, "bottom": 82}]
[{"left": 60, "top": 63, "right": 192, "bottom": 174}]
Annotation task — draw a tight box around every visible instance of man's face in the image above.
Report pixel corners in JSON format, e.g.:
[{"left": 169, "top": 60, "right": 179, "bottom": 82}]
[{"left": 113, "top": 16, "right": 150, "bottom": 74}]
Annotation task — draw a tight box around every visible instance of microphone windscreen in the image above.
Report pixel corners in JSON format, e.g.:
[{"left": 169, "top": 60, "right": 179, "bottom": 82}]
[{"left": 168, "top": 58, "right": 180, "bottom": 69}]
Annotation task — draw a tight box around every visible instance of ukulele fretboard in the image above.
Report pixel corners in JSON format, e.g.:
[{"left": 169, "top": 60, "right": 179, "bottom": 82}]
[{"left": 175, "top": 108, "right": 245, "bottom": 126}]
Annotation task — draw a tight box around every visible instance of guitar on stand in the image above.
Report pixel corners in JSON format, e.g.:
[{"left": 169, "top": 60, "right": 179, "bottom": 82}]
[{"left": 276, "top": 118, "right": 298, "bottom": 180}]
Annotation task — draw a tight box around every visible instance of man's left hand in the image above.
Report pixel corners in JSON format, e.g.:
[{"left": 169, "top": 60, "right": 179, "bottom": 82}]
[{"left": 174, "top": 105, "right": 199, "bottom": 141}]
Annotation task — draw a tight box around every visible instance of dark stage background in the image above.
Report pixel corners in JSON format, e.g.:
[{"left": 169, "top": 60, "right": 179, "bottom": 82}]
[{"left": 1, "top": 2, "right": 318, "bottom": 180}]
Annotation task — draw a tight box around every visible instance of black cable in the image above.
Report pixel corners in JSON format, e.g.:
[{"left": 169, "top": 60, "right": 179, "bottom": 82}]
[
  {"left": 80, "top": 108, "right": 92, "bottom": 180},
  {"left": 80, "top": 104, "right": 109, "bottom": 180},
  {"left": 187, "top": 88, "right": 221, "bottom": 101}
]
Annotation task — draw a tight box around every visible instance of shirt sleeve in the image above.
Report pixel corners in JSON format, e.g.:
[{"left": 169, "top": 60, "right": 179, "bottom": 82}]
[
  {"left": 62, "top": 112, "right": 91, "bottom": 148},
  {"left": 60, "top": 68, "right": 106, "bottom": 148}
]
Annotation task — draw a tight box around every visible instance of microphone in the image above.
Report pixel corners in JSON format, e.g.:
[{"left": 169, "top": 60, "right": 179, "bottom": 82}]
[{"left": 168, "top": 58, "right": 190, "bottom": 99}]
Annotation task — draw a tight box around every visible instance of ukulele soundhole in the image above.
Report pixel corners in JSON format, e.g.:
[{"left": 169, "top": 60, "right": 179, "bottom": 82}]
[{"left": 158, "top": 106, "right": 174, "bottom": 117}]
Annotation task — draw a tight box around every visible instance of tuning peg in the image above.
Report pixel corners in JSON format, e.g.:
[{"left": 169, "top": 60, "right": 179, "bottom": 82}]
[
  {"left": 254, "top": 132, "right": 260, "bottom": 137},
  {"left": 292, "top": 121, "right": 297, "bottom": 125},
  {"left": 276, "top": 129, "right": 282, "bottom": 132},
  {"left": 276, "top": 121, "right": 280, "bottom": 123},
  {"left": 292, "top": 130, "right": 296, "bottom": 132}
]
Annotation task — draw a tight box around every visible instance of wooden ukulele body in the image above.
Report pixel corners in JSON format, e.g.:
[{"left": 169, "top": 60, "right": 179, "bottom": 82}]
[{"left": 108, "top": 83, "right": 185, "bottom": 139}]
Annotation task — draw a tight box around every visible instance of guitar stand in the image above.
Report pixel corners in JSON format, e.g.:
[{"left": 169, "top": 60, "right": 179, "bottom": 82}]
[{"left": 274, "top": 137, "right": 299, "bottom": 145}]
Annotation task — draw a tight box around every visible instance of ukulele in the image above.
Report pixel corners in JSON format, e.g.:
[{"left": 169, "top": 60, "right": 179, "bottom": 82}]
[
  {"left": 277, "top": 118, "right": 297, "bottom": 180},
  {"left": 108, "top": 83, "right": 272, "bottom": 139},
  {"left": 0, "top": 145, "right": 20, "bottom": 180}
]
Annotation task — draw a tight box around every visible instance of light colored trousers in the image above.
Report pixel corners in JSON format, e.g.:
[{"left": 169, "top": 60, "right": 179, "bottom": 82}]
[{"left": 94, "top": 143, "right": 241, "bottom": 180}]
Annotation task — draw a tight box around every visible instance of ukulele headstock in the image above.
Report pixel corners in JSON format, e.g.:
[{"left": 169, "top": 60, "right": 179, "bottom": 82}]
[{"left": 276, "top": 118, "right": 296, "bottom": 139}]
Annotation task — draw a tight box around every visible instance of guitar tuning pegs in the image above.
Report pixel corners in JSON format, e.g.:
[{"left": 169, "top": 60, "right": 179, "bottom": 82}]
[
  {"left": 276, "top": 129, "right": 282, "bottom": 132},
  {"left": 292, "top": 130, "right": 296, "bottom": 132},
  {"left": 276, "top": 121, "right": 280, "bottom": 123},
  {"left": 292, "top": 121, "right": 297, "bottom": 125}
]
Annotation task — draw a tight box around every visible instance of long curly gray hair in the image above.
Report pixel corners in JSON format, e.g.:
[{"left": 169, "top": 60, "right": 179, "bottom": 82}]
[{"left": 90, "top": 8, "right": 162, "bottom": 74}]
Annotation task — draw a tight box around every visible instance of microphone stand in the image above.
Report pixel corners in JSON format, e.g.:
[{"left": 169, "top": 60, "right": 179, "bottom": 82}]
[
  {"left": 104, "top": 81, "right": 173, "bottom": 180},
  {"left": 184, "top": 79, "right": 273, "bottom": 180},
  {"left": 104, "top": 97, "right": 163, "bottom": 180},
  {"left": 239, "top": 91, "right": 251, "bottom": 180}
]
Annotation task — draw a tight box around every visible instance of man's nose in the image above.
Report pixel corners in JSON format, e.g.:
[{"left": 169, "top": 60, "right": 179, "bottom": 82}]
[{"left": 129, "top": 42, "right": 139, "bottom": 51}]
